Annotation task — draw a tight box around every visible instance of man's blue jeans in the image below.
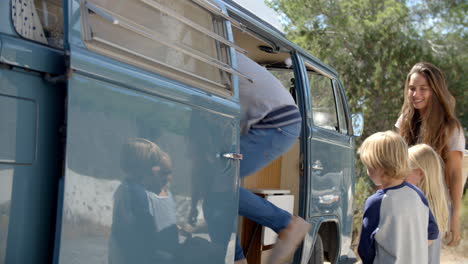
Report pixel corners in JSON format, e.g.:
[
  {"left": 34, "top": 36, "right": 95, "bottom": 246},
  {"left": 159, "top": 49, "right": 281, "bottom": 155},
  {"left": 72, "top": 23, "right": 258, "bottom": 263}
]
[{"left": 235, "top": 122, "right": 301, "bottom": 261}]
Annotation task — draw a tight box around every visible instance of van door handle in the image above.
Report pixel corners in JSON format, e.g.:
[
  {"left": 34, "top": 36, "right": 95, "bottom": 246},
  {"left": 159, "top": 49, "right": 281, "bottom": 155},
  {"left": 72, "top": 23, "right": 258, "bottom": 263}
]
[
  {"left": 312, "top": 160, "right": 323, "bottom": 170},
  {"left": 222, "top": 153, "right": 243, "bottom": 160}
]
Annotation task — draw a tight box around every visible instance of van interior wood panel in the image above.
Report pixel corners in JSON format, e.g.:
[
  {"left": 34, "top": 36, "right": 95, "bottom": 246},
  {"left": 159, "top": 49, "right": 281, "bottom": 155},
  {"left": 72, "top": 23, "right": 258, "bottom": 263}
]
[
  {"left": 280, "top": 140, "right": 300, "bottom": 216},
  {"left": 242, "top": 140, "right": 299, "bottom": 200},
  {"left": 243, "top": 157, "right": 282, "bottom": 190}
]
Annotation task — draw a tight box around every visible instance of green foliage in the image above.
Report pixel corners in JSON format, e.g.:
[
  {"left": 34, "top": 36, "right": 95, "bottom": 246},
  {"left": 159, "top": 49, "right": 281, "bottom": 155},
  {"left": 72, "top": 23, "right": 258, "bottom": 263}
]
[
  {"left": 407, "top": 0, "right": 468, "bottom": 133},
  {"left": 268, "top": 0, "right": 467, "bottom": 160},
  {"left": 270, "top": 0, "right": 427, "bottom": 141}
]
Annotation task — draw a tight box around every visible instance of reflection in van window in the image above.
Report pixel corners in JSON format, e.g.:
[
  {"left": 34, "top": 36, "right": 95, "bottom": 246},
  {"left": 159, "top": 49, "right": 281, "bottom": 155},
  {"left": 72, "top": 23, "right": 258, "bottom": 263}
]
[
  {"left": 109, "top": 138, "right": 178, "bottom": 263},
  {"left": 11, "top": 0, "right": 64, "bottom": 48},
  {"left": 308, "top": 72, "right": 339, "bottom": 131},
  {"left": 82, "top": 0, "right": 234, "bottom": 93}
]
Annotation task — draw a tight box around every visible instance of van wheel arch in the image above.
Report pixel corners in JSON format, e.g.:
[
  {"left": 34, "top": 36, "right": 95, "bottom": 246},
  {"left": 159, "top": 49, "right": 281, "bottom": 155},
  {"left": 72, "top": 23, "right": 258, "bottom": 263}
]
[
  {"left": 308, "top": 233, "right": 324, "bottom": 264},
  {"left": 309, "top": 221, "right": 339, "bottom": 264}
]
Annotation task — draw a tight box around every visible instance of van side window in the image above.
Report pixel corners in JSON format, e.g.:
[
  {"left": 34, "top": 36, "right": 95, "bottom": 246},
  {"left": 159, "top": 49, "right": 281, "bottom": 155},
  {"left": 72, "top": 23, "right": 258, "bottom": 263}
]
[
  {"left": 307, "top": 70, "right": 338, "bottom": 132},
  {"left": 333, "top": 80, "right": 349, "bottom": 135},
  {"left": 11, "top": 0, "right": 64, "bottom": 49},
  {"left": 81, "top": 0, "right": 238, "bottom": 94}
]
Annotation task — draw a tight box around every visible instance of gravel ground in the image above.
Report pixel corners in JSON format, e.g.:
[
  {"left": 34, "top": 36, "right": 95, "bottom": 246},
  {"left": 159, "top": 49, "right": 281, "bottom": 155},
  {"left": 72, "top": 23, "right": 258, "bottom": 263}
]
[{"left": 440, "top": 241, "right": 468, "bottom": 264}]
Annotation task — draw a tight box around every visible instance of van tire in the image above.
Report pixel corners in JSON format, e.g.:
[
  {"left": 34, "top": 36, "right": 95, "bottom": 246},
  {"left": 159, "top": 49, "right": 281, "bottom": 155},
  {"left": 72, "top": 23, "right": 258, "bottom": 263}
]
[{"left": 308, "top": 234, "right": 324, "bottom": 264}]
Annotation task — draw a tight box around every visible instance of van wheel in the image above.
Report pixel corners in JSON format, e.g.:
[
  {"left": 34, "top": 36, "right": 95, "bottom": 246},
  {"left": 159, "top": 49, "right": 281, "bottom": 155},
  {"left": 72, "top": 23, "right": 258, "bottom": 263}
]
[{"left": 308, "top": 234, "right": 324, "bottom": 264}]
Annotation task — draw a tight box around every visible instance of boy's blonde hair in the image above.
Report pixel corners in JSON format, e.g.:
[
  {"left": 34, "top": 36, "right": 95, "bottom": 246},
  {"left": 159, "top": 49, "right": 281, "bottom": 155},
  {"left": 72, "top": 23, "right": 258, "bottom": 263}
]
[
  {"left": 120, "top": 138, "right": 172, "bottom": 183},
  {"left": 358, "top": 131, "right": 408, "bottom": 179},
  {"left": 409, "top": 144, "right": 449, "bottom": 233}
]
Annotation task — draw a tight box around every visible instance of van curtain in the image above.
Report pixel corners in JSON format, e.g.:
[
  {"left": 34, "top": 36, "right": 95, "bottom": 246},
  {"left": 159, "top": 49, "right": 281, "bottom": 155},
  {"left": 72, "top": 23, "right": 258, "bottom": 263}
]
[{"left": 12, "top": 0, "right": 48, "bottom": 44}]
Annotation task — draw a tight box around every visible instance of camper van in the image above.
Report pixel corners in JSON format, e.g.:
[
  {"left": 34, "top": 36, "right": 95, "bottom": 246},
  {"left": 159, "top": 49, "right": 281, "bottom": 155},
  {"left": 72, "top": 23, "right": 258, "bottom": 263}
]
[{"left": 0, "top": 0, "right": 361, "bottom": 263}]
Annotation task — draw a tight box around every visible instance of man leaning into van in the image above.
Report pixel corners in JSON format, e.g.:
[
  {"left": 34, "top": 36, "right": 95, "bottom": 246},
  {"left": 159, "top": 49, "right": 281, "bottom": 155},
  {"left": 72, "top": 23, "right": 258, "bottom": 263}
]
[{"left": 234, "top": 52, "right": 311, "bottom": 264}]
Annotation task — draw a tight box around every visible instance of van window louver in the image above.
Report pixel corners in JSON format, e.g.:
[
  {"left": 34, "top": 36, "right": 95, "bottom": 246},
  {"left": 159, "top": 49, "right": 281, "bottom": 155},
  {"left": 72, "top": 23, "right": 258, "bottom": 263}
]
[
  {"left": 141, "top": 0, "right": 246, "bottom": 54},
  {"left": 92, "top": 36, "right": 228, "bottom": 89},
  {"left": 190, "top": 0, "right": 247, "bottom": 32},
  {"left": 82, "top": 0, "right": 252, "bottom": 89},
  {"left": 84, "top": 2, "right": 251, "bottom": 83}
]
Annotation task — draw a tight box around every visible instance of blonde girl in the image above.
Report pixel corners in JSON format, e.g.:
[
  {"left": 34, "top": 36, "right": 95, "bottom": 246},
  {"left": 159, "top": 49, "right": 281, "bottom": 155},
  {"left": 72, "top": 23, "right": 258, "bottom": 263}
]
[
  {"left": 396, "top": 62, "right": 465, "bottom": 246},
  {"left": 407, "top": 144, "right": 449, "bottom": 264}
]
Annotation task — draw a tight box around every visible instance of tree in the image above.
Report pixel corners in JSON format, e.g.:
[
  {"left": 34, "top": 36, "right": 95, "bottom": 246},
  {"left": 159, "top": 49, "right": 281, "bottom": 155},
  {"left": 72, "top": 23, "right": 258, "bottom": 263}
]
[
  {"left": 409, "top": 0, "right": 468, "bottom": 133},
  {"left": 268, "top": 0, "right": 466, "bottom": 159}
]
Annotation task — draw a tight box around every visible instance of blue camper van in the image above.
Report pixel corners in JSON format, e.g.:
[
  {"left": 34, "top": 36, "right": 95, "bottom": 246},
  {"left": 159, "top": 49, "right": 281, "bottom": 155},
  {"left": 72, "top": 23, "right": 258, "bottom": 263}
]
[{"left": 0, "top": 0, "right": 361, "bottom": 263}]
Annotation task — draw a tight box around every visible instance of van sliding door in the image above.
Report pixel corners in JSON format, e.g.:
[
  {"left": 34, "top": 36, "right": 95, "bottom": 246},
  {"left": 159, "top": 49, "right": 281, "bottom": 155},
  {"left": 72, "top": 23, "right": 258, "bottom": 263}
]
[{"left": 58, "top": 0, "right": 241, "bottom": 263}]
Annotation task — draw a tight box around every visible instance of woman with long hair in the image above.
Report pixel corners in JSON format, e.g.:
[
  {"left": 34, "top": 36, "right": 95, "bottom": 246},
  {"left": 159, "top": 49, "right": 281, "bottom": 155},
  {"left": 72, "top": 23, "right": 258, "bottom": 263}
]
[{"left": 396, "top": 62, "right": 465, "bottom": 246}]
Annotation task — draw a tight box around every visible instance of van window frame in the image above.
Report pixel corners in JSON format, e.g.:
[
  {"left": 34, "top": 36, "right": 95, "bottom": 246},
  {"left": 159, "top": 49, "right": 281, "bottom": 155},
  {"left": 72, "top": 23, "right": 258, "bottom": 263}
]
[
  {"left": 332, "top": 79, "right": 350, "bottom": 135},
  {"left": 304, "top": 63, "right": 340, "bottom": 133}
]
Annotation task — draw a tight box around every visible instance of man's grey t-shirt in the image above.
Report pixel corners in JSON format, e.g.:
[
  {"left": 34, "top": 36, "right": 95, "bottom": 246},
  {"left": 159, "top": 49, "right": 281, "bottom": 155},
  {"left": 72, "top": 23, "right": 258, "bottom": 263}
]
[
  {"left": 236, "top": 52, "right": 299, "bottom": 134},
  {"left": 358, "top": 182, "right": 439, "bottom": 264}
]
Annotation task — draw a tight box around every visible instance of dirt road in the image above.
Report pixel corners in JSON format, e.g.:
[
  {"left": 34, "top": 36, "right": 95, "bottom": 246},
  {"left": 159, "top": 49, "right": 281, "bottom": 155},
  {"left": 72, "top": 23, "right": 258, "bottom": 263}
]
[{"left": 441, "top": 243, "right": 468, "bottom": 264}]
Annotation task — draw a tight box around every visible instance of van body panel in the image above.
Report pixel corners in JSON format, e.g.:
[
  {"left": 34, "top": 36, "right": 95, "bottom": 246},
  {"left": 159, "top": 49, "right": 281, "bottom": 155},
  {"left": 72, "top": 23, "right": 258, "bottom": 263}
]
[
  {"left": 0, "top": 1, "right": 16, "bottom": 36},
  {"left": 309, "top": 128, "right": 354, "bottom": 253},
  {"left": 0, "top": 35, "right": 65, "bottom": 75},
  {"left": 0, "top": 68, "right": 63, "bottom": 264},
  {"left": 308, "top": 128, "right": 351, "bottom": 214},
  {"left": 58, "top": 72, "right": 240, "bottom": 263}
]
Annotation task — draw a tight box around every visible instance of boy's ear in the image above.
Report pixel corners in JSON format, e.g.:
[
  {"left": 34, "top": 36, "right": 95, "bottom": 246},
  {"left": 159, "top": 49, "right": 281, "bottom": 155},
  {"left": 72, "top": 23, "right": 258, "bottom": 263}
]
[
  {"left": 152, "top": 166, "right": 161, "bottom": 173},
  {"left": 375, "top": 167, "right": 385, "bottom": 177}
]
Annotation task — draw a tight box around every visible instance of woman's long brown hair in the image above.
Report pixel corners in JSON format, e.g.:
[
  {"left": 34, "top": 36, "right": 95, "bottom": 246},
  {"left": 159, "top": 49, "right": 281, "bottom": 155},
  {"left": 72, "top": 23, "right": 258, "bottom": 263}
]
[{"left": 399, "top": 62, "right": 462, "bottom": 161}]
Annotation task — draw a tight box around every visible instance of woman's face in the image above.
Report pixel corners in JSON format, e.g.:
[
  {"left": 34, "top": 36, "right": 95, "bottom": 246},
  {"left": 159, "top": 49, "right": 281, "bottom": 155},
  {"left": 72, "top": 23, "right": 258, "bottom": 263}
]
[{"left": 408, "top": 73, "right": 432, "bottom": 114}]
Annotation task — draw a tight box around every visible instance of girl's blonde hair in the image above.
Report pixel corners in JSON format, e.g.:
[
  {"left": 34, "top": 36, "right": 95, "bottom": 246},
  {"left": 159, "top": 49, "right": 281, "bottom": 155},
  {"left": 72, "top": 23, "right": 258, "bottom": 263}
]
[
  {"left": 408, "top": 144, "right": 449, "bottom": 233},
  {"left": 399, "top": 62, "right": 462, "bottom": 161},
  {"left": 358, "top": 131, "right": 408, "bottom": 179}
]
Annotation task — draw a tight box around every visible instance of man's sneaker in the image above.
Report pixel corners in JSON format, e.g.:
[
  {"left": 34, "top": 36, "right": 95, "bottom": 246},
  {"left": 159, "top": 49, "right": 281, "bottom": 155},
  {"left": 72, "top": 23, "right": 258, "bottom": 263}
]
[{"left": 267, "top": 216, "right": 311, "bottom": 264}]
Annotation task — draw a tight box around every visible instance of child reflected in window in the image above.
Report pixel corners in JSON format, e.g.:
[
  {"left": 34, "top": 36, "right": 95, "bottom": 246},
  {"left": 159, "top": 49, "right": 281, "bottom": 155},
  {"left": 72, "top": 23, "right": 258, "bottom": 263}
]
[{"left": 109, "top": 138, "right": 177, "bottom": 264}]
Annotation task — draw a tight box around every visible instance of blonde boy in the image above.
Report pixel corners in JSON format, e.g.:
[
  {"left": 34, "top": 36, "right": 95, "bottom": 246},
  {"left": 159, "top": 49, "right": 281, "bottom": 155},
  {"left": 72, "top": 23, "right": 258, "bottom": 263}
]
[{"left": 357, "top": 131, "right": 438, "bottom": 264}]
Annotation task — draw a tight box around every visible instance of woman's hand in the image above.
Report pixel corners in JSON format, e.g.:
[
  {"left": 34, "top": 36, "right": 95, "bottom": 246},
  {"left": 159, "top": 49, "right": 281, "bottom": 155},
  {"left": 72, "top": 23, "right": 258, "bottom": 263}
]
[{"left": 445, "top": 212, "right": 461, "bottom": 246}]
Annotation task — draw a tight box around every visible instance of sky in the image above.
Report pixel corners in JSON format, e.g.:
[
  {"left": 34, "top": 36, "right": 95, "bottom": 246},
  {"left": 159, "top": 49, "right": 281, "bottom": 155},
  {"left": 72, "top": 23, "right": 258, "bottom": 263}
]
[{"left": 231, "top": 0, "right": 283, "bottom": 31}]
